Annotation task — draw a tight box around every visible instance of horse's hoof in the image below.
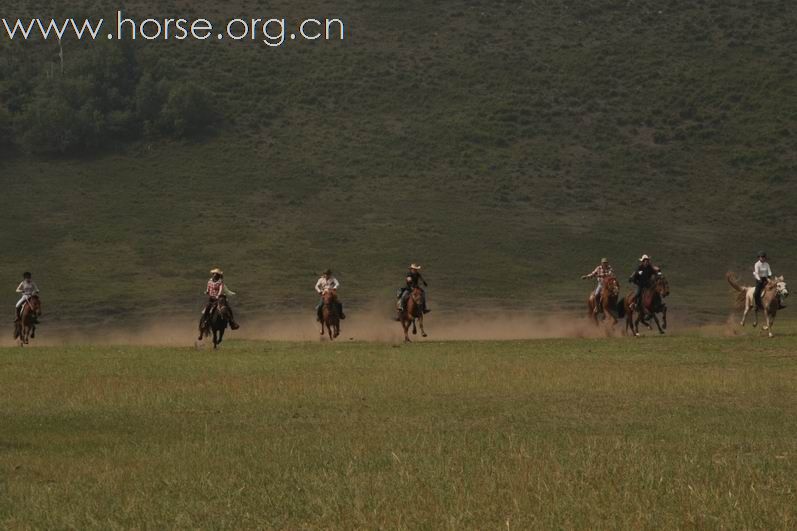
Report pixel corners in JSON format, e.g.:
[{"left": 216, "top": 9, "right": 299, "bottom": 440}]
[
  {"left": 763, "top": 326, "right": 769, "bottom": 331},
  {"left": 769, "top": 333, "right": 774, "bottom": 338},
  {"left": 422, "top": 333, "right": 428, "bottom": 338}
]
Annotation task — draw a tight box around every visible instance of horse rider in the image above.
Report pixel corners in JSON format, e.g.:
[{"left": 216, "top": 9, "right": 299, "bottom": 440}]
[
  {"left": 315, "top": 269, "right": 345, "bottom": 322},
  {"left": 753, "top": 251, "right": 773, "bottom": 309},
  {"left": 582, "top": 258, "right": 614, "bottom": 314},
  {"left": 200, "top": 268, "right": 240, "bottom": 333},
  {"left": 396, "top": 263, "right": 430, "bottom": 319},
  {"left": 15, "top": 271, "right": 40, "bottom": 322},
  {"left": 629, "top": 254, "right": 660, "bottom": 312}
]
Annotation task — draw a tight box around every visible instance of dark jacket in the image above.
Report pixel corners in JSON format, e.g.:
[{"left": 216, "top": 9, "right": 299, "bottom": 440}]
[
  {"left": 630, "top": 264, "right": 659, "bottom": 286},
  {"left": 406, "top": 270, "right": 428, "bottom": 289}
]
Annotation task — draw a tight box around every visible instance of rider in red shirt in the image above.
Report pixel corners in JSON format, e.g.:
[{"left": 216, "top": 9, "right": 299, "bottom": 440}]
[{"left": 200, "top": 268, "right": 239, "bottom": 335}]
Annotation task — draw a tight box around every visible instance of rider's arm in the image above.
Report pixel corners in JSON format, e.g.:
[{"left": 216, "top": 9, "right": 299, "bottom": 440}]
[
  {"left": 15, "top": 282, "right": 23, "bottom": 293},
  {"left": 753, "top": 263, "right": 761, "bottom": 280},
  {"left": 331, "top": 278, "right": 340, "bottom": 290},
  {"left": 32, "top": 282, "right": 39, "bottom": 293},
  {"left": 315, "top": 278, "right": 324, "bottom": 294},
  {"left": 420, "top": 273, "right": 428, "bottom": 287}
]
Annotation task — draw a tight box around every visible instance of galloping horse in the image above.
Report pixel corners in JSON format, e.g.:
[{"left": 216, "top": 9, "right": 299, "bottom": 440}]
[
  {"left": 622, "top": 274, "right": 669, "bottom": 336},
  {"left": 587, "top": 275, "right": 621, "bottom": 326},
  {"left": 727, "top": 272, "right": 788, "bottom": 338},
  {"left": 320, "top": 289, "right": 341, "bottom": 340},
  {"left": 14, "top": 295, "right": 41, "bottom": 346},
  {"left": 199, "top": 295, "right": 234, "bottom": 349},
  {"left": 399, "top": 286, "right": 427, "bottom": 342}
]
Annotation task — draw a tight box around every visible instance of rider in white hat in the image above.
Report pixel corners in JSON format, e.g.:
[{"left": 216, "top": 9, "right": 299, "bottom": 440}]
[
  {"left": 199, "top": 268, "right": 239, "bottom": 336},
  {"left": 396, "top": 263, "right": 430, "bottom": 319},
  {"left": 629, "top": 255, "right": 660, "bottom": 311},
  {"left": 315, "top": 269, "right": 345, "bottom": 321}
]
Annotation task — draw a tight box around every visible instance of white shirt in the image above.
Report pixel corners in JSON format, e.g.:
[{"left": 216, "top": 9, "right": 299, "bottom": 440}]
[
  {"left": 754, "top": 260, "right": 772, "bottom": 281},
  {"left": 315, "top": 276, "right": 340, "bottom": 294},
  {"left": 16, "top": 280, "right": 39, "bottom": 296}
]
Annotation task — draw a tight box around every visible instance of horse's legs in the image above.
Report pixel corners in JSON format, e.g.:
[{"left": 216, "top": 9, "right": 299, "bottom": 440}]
[
  {"left": 662, "top": 306, "right": 668, "bottom": 330},
  {"left": 402, "top": 319, "right": 411, "bottom": 342},
  {"left": 418, "top": 315, "right": 427, "bottom": 337},
  {"left": 752, "top": 307, "right": 758, "bottom": 328},
  {"left": 631, "top": 312, "right": 641, "bottom": 337},
  {"left": 412, "top": 319, "right": 417, "bottom": 335},
  {"left": 651, "top": 313, "right": 664, "bottom": 334}
]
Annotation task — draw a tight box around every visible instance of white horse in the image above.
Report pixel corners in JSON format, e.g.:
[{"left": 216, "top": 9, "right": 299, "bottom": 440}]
[{"left": 726, "top": 273, "right": 788, "bottom": 337}]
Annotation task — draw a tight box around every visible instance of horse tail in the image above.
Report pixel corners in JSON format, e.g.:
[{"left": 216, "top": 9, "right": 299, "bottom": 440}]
[{"left": 726, "top": 272, "right": 745, "bottom": 292}]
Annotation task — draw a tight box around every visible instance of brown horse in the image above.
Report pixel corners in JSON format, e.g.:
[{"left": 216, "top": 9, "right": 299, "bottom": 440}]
[
  {"left": 199, "top": 295, "right": 234, "bottom": 349},
  {"left": 622, "top": 274, "right": 669, "bottom": 336},
  {"left": 14, "top": 295, "right": 41, "bottom": 346},
  {"left": 587, "top": 276, "right": 621, "bottom": 326},
  {"left": 320, "top": 289, "right": 341, "bottom": 340},
  {"left": 399, "top": 287, "right": 427, "bottom": 342}
]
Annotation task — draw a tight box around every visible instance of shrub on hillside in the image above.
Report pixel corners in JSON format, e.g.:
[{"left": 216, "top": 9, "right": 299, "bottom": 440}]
[
  {"left": 1, "top": 40, "right": 218, "bottom": 155},
  {"left": 159, "top": 84, "right": 216, "bottom": 138}
]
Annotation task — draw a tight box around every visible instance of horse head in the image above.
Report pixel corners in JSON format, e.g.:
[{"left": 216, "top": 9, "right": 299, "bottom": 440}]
[
  {"left": 28, "top": 295, "right": 42, "bottom": 315},
  {"left": 603, "top": 276, "right": 620, "bottom": 297},
  {"left": 655, "top": 273, "right": 670, "bottom": 298},
  {"left": 322, "top": 289, "right": 337, "bottom": 305},
  {"left": 774, "top": 276, "right": 788, "bottom": 305}
]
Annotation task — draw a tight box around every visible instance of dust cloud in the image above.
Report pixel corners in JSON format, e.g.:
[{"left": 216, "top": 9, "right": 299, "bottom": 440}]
[{"left": 0, "top": 308, "right": 731, "bottom": 347}]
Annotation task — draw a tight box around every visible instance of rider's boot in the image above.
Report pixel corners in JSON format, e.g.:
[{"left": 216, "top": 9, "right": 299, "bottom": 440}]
[
  {"left": 230, "top": 321, "right": 240, "bottom": 330},
  {"left": 338, "top": 302, "right": 346, "bottom": 320},
  {"left": 317, "top": 307, "right": 323, "bottom": 323},
  {"left": 13, "top": 307, "right": 20, "bottom": 323}
]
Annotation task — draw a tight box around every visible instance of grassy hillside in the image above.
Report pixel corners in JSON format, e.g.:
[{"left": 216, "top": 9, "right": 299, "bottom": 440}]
[
  {"left": 1, "top": 0, "right": 796, "bottom": 324},
  {"left": 2, "top": 335, "right": 796, "bottom": 527}
]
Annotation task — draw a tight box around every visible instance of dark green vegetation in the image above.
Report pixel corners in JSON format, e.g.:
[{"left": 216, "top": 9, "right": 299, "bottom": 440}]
[
  {"left": 1, "top": 0, "right": 796, "bottom": 322},
  {"left": 1, "top": 335, "right": 796, "bottom": 528}
]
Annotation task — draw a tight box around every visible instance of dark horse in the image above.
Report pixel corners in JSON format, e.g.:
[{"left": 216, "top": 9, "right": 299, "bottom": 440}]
[
  {"left": 199, "top": 295, "right": 235, "bottom": 349},
  {"left": 399, "top": 287, "right": 427, "bottom": 342},
  {"left": 14, "top": 295, "right": 41, "bottom": 346},
  {"left": 320, "top": 289, "right": 341, "bottom": 340},
  {"left": 587, "top": 275, "right": 621, "bottom": 326},
  {"left": 621, "top": 274, "right": 670, "bottom": 336}
]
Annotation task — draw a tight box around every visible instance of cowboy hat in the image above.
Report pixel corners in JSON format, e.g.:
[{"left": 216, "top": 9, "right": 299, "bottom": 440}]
[
  {"left": 758, "top": 251, "right": 767, "bottom": 258},
  {"left": 323, "top": 269, "right": 332, "bottom": 276},
  {"left": 410, "top": 264, "right": 422, "bottom": 270},
  {"left": 601, "top": 258, "right": 609, "bottom": 264},
  {"left": 210, "top": 268, "right": 224, "bottom": 275},
  {"left": 639, "top": 254, "right": 650, "bottom": 262}
]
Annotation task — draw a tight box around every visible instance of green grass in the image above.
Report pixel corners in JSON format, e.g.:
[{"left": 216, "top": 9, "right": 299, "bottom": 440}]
[
  {"left": 1, "top": 0, "right": 797, "bottom": 323},
  {"left": 1, "top": 334, "right": 796, "bottom": 528}
]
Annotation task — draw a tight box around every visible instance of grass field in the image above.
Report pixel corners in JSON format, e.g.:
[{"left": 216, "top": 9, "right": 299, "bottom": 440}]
[{"left": 2, "top": 327, "right": 796, "bottom": 528}]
